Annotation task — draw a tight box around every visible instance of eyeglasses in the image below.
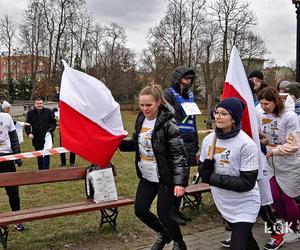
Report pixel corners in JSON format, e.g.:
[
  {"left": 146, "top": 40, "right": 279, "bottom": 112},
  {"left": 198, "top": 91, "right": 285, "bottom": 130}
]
[{"left": 213, "top": 111, "right": 231, "bottom": 118}]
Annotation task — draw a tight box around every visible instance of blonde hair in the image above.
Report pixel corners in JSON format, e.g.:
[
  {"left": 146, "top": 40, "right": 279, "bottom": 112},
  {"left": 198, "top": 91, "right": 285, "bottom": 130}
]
[{"left": 139, "top": 85, "right": 167, "bottom": 105}]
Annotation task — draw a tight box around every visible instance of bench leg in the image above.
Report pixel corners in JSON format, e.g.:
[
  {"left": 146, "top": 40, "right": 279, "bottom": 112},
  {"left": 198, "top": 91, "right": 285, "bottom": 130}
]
[
  {"left": 0, "top": 226, "right": 8, "bottom": 250},
  {"left": 182, "top": 194, "right": 202, "bottom": 210},
  {"left": 99, "top": 208, "right": 118, "bottom": 230}
]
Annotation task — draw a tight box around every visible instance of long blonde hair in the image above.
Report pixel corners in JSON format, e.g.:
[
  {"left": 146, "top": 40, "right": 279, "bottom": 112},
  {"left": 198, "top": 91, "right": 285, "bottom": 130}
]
[{"left": 139, "top": 85, "right": 167, "bottom": 105}]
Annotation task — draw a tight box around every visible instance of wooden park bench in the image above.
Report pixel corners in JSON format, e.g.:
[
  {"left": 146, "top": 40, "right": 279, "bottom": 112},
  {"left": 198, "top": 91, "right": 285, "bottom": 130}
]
[
  {"left": 0, "top": 167, "right": 134, "bottom": 250},
  {"left": 182, "top": 183, "right": 211, "bottom": 210}
]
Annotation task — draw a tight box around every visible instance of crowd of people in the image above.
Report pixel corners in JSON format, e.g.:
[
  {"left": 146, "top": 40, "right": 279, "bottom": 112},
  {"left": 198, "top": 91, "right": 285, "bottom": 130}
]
[{"left": 1, "top": 66, "right": 300, "bottom": 250}]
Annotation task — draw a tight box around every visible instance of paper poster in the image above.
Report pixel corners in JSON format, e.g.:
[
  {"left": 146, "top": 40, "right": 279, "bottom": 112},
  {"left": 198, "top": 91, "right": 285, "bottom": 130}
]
[
  {"left": 181, "top": 102, "right": 202, "bottom": 115},
  {"left": 88, "top": 168, "right": 118, "bottom": 203}
]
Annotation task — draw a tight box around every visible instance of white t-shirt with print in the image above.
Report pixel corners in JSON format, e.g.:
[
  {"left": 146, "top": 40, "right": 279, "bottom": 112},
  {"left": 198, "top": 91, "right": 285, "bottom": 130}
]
[
  {"left": 257, "top": 110, "right": 300, "bottom": 197},
  {"left": 200, "top": 131, "right": 261, "bottom": 223},
  {"left": 257, "top": 110, "right": 299, "bottom": 146},
  {"left": 0, "top": 113, "right": 16, "bottom": 153},
  {"left": 138, "top": 118, "right": 159, "bottom": 182}
]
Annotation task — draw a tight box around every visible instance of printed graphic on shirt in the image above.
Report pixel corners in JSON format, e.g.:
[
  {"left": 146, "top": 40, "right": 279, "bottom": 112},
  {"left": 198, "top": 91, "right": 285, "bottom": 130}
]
[
  {"left": 261, "top": 118, "right": 280, "bottom": 146},
  {"left": 208, "top": 146, "right": 230, "bottom": 167},
  {"left": 139, "top": 127, "right": 155, "bottom": 162},
  {"left": 208, "top": 146, "right": 226, "bottom": 156},
  {"left": 219, "top": 149, "right": 231, "bottom": 167},
  {"left": 0, "top": 125, "right": 6, "bottom": 146}
]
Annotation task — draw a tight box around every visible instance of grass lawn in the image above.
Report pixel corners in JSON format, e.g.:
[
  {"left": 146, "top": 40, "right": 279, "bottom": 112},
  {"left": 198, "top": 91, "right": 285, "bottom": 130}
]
[{"left": 0, "top": 111, "right": 222, "bottom": 250}]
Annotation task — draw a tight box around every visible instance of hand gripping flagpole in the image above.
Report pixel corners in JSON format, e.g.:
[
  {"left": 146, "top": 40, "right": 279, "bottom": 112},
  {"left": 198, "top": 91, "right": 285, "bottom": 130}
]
[{"left": 0, "top": 147, "right": 69, "bottom": 162}]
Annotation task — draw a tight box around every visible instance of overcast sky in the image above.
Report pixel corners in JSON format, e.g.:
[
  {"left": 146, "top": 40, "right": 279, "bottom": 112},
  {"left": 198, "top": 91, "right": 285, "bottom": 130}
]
[{"left": 0, "top": 0, "right": 297, "bottom": 67}]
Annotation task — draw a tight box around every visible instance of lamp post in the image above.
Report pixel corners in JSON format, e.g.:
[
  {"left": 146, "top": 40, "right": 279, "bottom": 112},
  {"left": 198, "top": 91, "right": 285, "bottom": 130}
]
[{"left": 293, "top": 0, "right": 300, "bottom": 81}]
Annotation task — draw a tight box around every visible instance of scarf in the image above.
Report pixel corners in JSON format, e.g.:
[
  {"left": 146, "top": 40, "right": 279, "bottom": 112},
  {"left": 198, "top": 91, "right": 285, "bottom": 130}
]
[{"left": 215, "top": 122, "right": 241, "bottom": 140}]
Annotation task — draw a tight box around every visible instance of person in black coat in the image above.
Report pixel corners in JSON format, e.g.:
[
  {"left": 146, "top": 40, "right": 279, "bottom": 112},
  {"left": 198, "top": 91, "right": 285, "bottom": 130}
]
[
  {"left": 119, "top": 85, "right": 189, "bottom": 250},
  {"left": 165, "top": 66, "right": 199, "bottom": 225},
  {"left": 25, "top": 98, "right": 56, "bottom": 170}
]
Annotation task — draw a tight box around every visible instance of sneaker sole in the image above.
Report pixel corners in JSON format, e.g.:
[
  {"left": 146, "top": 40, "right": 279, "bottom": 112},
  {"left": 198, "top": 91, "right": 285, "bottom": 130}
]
[
  {"left": 264, "top": 240, "right": 284, "bottom": 250},
  {"left": 219, "top": 243, "right": 230, "bottom": 248}
]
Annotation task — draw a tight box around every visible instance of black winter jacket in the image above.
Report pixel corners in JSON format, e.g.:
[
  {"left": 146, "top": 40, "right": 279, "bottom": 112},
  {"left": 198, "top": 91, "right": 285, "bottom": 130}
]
[
  {"left": 119, "top": 104, "right": 189, "bottom": 187},
  {"left": 165, "top": 66, "right": 199, "bottom": 166},
  {"left": 25, "top": 108, "right": 57, "bottom": 148}
]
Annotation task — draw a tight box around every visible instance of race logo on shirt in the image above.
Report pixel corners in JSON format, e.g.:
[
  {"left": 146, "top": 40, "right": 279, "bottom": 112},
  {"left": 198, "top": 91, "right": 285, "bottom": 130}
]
[
  {"left": 208, "top": 146, "right": 225, "bottom": 156},
  {"left": 262, "top": 118, "right": 272, "bottom": 125},
  {"left": 219, "top": 149, "right": 231, "bottom": 167}
]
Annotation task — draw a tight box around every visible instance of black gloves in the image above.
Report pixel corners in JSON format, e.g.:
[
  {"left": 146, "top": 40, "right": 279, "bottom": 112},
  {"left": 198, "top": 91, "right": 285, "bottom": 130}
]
[
  {"left": 201, "top": 159, "right": 215, "bottom": 184},
  {"left": 15, "top": 159, "right": 23, "bottom": 167}
]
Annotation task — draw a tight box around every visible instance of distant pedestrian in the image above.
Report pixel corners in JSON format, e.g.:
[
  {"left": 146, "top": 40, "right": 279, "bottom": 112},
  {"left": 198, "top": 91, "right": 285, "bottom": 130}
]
[
  {"left": 52, "top": 107, "right": 76, "bottom": 166},
  {"left": 25, "top": 98, "right": 56, "bottom": 170},
  {"left": 165, "top": 66, "right": 199, "bottom": 225},
  {"left": 120, "top": 85, "right": 189, "bottom": 250},
  {"left": 283, "top": 83, "right": 300, "bottom": 116},
  {"left": 248, "top": 69, "right": 266, "bottom": 106}
]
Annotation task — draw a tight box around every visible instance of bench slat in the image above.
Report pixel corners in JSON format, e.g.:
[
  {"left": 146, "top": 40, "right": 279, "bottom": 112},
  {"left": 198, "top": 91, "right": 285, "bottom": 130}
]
[
  {"left": 0, "top": 197, "right": 134, "bottom": 226},
  {"left": 0, "top": 167, "right": 86, "bottom": 187},
  {"left": 185, "top": 183, "right": 210, "bottom": 195}
]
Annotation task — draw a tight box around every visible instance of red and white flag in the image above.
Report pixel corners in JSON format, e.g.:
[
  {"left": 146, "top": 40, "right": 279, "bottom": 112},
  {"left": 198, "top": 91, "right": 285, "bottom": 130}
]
[
  {"left": 59, "top": 61, "right": 127, "bottom": 167},
  {"left": 221, "top": 46, "right": 263, "bottom": 177}
]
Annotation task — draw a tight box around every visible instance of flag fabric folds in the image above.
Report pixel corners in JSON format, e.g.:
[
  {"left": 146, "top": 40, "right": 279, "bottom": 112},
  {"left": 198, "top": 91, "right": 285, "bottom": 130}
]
[
  {"left": 59, "top": 60, "right": 127, "bottom": 167},
  {"left": 221, "top": 46, "right": 263, "bottom": 178}
]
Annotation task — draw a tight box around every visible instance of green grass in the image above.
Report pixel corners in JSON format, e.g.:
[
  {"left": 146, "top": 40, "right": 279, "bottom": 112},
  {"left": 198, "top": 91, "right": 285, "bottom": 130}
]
[{"left": 0, "top": 111, "right": 221, "bottom": 250}]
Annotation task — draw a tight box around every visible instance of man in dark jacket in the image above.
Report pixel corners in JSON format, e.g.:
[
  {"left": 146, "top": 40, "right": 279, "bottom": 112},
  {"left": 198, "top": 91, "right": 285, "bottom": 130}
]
[
  {"left": 0, "top": 111, "right": 24, "bottom": 231},
  {"left": 165, "top": 66, "right": 199, "bottom": 225},
  {"left": 25, "top": 98, "right": 57, "bottom": 170}
]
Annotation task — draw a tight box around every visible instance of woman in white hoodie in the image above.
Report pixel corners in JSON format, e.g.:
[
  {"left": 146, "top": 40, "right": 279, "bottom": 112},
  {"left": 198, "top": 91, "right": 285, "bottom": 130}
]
[{"left": 257, "top": 87, "right": 300, "bottom": 244}]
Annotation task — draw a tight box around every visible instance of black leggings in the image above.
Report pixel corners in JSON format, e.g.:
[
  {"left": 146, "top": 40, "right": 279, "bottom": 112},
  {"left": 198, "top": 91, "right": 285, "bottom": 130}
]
[
  {"left": 134, "top": 178, "right": 183, "bottom": 242},
  {"left": 0, "top": 160, "right": 20, "bottom": 211},
  {"left": 261, "top": 205, "right": 277, "bottom": 235},
  {"left": 228, "top": 221, "right": 259, "bottom": 250}
]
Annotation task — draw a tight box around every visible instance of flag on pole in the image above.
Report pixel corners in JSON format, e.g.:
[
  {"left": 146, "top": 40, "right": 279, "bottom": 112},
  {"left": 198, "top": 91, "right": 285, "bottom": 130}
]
[
  {"left": 221, "top": 46, "right": 263, "bottom": 177},
  {"left": 59, "top": 61, "right": 127, "bottom": 167}
]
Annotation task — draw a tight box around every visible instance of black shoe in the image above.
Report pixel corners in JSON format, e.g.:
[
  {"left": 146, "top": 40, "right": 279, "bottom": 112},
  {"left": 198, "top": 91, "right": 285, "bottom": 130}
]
[
  {"left": 59, "top": 164, "right": 66, "bottom": 167},
  {"left": 177, "top": 210, "right": 191, "bottom": 222},
  {"left": 151, "top": 231, "right": 172, "bottom": 250},
  {"left": 173, "top": 240, "right": 187, "bottom": 250}
]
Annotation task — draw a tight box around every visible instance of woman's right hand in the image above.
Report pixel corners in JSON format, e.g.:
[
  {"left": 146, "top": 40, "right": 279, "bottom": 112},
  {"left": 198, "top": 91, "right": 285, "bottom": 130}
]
[{"left": 174, "top": 186, "right": 185, "bottom": 197}]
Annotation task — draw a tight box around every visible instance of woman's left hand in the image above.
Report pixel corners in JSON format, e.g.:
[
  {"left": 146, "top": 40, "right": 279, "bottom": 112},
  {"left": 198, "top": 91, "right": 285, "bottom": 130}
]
[{"left": 174, "top": 186, "right": 185, "bottom": 197}]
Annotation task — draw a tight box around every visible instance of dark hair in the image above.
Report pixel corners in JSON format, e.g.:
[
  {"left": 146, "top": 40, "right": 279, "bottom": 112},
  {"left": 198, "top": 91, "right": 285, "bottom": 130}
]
[
  {"left": 34, "top": 97, "right": 43, "bottom": 102},
  {"left": 257, "top": 87, "right": 284, "bottom": 116},
  {"left": 139, "top": 85, "right": 167, "bottom": 105}
]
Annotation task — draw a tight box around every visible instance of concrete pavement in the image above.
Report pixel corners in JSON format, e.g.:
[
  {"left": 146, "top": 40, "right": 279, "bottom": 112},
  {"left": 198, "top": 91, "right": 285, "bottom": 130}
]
[{"left": 136, "top": 220, "right": 300, "bottom": 250}]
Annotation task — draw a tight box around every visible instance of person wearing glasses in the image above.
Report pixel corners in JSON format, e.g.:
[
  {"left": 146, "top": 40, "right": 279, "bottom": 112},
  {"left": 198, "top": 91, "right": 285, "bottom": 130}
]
[
  {"left": 165, "top": 66, "right": 199, "bottom": 225},
  {"left": 201, "top": 97, "right": 260, "bottom": 250}
]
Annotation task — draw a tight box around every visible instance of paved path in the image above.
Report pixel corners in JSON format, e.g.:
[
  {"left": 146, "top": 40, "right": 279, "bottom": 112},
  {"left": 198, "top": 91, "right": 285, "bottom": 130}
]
[{"left": 136, "top": 220, "right": 300, "bottom": 250}]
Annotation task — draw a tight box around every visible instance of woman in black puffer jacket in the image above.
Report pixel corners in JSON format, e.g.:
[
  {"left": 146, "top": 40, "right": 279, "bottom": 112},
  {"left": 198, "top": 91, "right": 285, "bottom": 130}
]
[{"left": 119, "top": 85, "right": 189, "bottom": 250}]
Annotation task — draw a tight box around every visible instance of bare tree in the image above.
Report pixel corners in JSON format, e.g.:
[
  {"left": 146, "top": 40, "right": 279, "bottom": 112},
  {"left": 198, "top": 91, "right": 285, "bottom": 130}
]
[
  {"left": 20, "top": 0, "right": 48, "bottom": 96},
  {"left": 210, "top": 0, "right": 256, "bottom": 78},
  {"left": 0, "top": 15, "right": 17, "bottom": 99}
]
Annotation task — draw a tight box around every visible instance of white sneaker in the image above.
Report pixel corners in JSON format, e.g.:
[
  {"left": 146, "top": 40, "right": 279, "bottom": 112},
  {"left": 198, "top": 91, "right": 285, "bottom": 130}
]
[{"left": 284, "top": 230, "right": 300, "bottom": 244}]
